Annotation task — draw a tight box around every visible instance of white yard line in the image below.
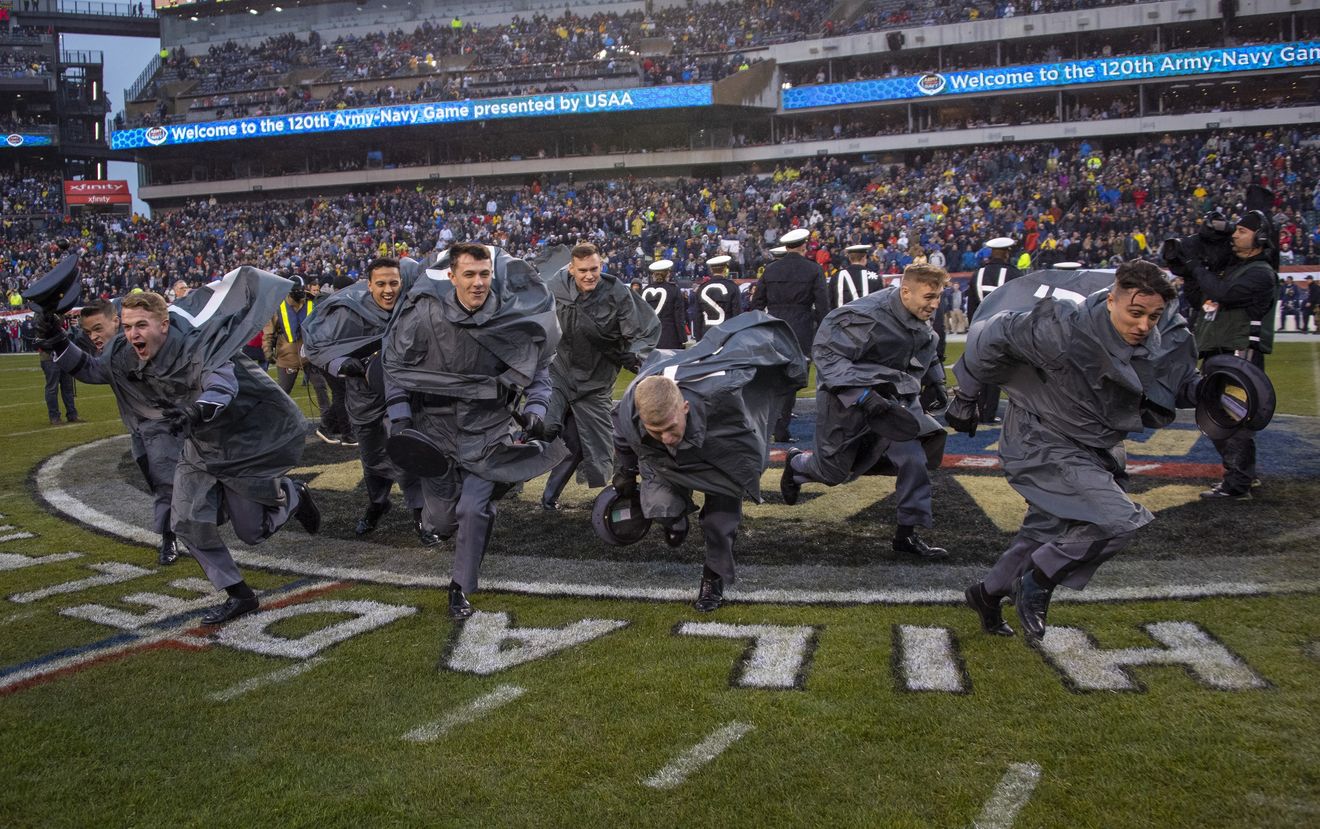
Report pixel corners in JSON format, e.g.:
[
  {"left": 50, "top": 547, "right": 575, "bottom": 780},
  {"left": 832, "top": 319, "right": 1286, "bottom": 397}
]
[
  {"left": 642, "top": 722, "right": 755, "bottom": 790},
  {"left": 973, "top": 762, "right": 1042, "bottom": 829},
  {"left": 401, "top": 684, "right": 527, "bottom": 743},
  {"left": 210, "top": 656, "right": 328, "bottom": 702}
]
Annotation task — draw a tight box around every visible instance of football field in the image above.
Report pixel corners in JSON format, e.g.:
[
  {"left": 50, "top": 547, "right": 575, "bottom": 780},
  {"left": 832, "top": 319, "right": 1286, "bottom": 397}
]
[{"left": 2, "top": 344, "right": 1318, "bottom": 827}]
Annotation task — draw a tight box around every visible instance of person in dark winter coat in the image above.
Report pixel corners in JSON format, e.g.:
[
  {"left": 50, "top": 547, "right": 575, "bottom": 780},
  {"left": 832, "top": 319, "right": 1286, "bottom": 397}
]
[
  {"left": 751, "top": 228, "right": 828, "bottom": 441},
  {"left": 641, "top": 259, "right": 688, "bottom": 349}
]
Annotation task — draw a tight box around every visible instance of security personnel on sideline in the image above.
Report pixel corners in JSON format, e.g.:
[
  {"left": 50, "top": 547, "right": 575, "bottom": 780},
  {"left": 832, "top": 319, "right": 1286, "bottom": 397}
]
[
  {"left": 829, "top": 243, "right": 883, "bottom": 308},
  {"left": 642, "top": 259, "right": 688, "bottom": 349},
  {"left": 691, "top": 254, "right": 743, "bottom": 341},
  {"left": 968, "top": 237, "right": 1021, "bottom": 424},
  {"left": 751, "top": 228, "right": 828, "bottom": 441},
  {"left": 264, "top": 275, "right": 332, "bottom": 437},
  {"left": 1188, "top": 210, "right": 1279, "bottom": 500}
]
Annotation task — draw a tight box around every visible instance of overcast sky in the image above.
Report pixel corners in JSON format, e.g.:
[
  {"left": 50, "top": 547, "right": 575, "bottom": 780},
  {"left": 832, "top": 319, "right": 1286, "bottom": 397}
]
[{"left": 62, "top": 32, "right": 159, "bottom": 215}]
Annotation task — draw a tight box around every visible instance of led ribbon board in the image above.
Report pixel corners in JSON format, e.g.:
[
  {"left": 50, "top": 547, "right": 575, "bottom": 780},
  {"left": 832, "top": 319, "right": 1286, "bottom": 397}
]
[
  {"left": 782, "top": 42, "right": 1320, "bottom": 110},
  {"left": 111, "top": 84, "right": 714, "bottom": 150},
  {"left": 3, "top": 133, "right": 55, "bottom": 149}
]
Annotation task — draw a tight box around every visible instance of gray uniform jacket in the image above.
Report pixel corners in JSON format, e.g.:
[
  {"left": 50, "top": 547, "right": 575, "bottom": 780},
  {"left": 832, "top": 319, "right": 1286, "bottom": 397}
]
[
  {"left": 59, "top": 267, "right": 303, "bottom": 506},
  {"left": 614, "top": 311, "right": 808, "bottom": 517},
  {"left": 954, "top": 289, "right": 1200, "bottom": 540},
  {"left": 382, "top": 250, "right": 568, "bottom": 483},
  {"left": 302, "top": 280, "right": 395, "bottom": 424},
  {"left": 547, "top": 267, "right": 659, "bottom": 486},
  {"left": 814, "top": 286, "right": 946, "bottom": 433}
]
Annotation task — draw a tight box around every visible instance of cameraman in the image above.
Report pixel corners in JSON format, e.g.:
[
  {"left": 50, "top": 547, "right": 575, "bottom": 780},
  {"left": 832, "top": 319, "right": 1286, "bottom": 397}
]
[{"left": 1186, "top": 211, "right": 1278, "bottom": 500}]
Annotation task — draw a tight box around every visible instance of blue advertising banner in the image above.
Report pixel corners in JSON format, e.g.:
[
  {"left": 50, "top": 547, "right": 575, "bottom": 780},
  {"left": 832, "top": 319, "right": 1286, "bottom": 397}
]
[
  {"left": 111, "top": 84, "right": 714, "bottom": 150},
  {"left": 783, "top": 42, "right": 1320, "bottom": 110},
  {"left": 3, "top": 133, "right": 56, "bottom": 149}
]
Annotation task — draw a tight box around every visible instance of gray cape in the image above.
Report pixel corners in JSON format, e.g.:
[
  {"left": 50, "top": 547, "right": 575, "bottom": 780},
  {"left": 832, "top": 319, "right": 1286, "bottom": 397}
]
[
  {"left": 302, "top": 258, "right": 425, "bottom": 424},
  {"left": 616, "top": 311, "right": 807, "bottom": 514},
  {"left": 547, "top": 266, "right": 661, "bottom": 487},
  {"left": 953, "top": 281, "right": 1199, "bottom": 540},
  {"left": 813, "top": 286, "right": 946, "bottom": 437},
  {"left": 382, "top": 246, "right": 568, "bottom": 482},
  {"left": 108, "top": 267, "right": 302, "bottom": 503}
]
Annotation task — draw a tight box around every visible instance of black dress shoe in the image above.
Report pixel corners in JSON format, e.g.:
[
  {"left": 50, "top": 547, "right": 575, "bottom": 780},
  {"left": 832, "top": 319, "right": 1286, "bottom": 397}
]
[
  {"left": 355, "top": 501, "right": 390, "bottom": 536},
  {"left": 157, "top": 532, "right": 180, "bottom": 566},
  {"left": 965, "top": 582, "right": 1014, "bottom": 636},
  {"left": 1011, "top": 570, "right": 1054, "bottom": 643},
  {"left": 292, "top": 481, "right": 321, "bottom": 534},
  {"left": 1199, "top": 484, "right": 1251, "bottom": 501},
  {"left": 416, "top": 521, "right": 442, "bottom": 547},
  {"left": 693, "top": 572, "right": 724, "bottom": 612},
  {"left": 448, "top": 581, "right": 474, "bottom": 620},
  {"left": 664, "top": 515, "right": 689, "bottom": 548},
  {"left": 781, "top": 448, "right": 803, "bottom": 505},
  {"left": 892, "top": 533, "right": 948, "bottom": 560},
  {"left": 201, "top": 595, "right": 259, "bottom": 625}
]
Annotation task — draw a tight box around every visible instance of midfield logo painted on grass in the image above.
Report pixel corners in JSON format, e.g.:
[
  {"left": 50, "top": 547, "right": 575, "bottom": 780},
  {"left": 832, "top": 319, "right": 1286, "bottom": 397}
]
[{"left": 0, "top": 552, "right": 1271, "bottom": 697}]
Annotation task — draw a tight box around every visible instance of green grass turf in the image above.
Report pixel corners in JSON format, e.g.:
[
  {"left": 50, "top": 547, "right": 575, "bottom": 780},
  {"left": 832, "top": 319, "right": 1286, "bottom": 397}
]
[{"left": 1, "top": 352, "right": 1319, "bottom": 826}]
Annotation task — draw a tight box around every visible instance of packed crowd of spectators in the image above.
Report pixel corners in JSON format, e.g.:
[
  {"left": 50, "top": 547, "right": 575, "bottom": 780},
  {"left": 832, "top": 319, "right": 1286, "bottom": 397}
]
[
  {"left": 0, "top": 49, "right": 51, "bottom": 78},
  {"left": 1, "top": 171, "right": 64, "bottom": 217},
  {"left": 4, "top": 129, "right": 1319, "bottom": 304},
  {"left": 123, "top": 0, "right": 1155, "bottom": 127}
]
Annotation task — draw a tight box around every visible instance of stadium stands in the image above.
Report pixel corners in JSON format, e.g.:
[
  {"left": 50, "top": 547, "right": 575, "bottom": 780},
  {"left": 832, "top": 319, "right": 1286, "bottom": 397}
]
[{"left": 4, "top": 128, "right": 1319, "bottom": 308}]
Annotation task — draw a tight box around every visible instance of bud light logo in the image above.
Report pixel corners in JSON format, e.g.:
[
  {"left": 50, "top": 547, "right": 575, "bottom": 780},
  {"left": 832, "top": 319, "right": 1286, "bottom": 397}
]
[
  {"left": 916, "top": 73, "right": 947, "bottom": 96},
  {"left": 5, "top": 134, "right": 22, "bottom": 147},
  {"left": 145, "top": 126, "right": 168, "bottom": 146}
]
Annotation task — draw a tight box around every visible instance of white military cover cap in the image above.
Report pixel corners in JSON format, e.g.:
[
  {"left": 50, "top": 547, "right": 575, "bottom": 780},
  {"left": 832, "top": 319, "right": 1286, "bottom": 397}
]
[
  {"left": 986, "top": 237, "right": 1016, "bottom": 249},
  {"left": 779, "top": 228, "right": 810, "bottom": 246},
  {"left": 706, "top": 255, "right": 732, "bottom": 267},
  {"left": 845, "top": 244, "right": 871, "bottom": 252},
  {"left": 770, "top": 246, "right": 787, "bottom": 256},
  {"left": 1054, "top": 261, "right": 1083, "bottom": 269},
  {"left": 648, "top": 259, "right": 674, "bottom": 272}
]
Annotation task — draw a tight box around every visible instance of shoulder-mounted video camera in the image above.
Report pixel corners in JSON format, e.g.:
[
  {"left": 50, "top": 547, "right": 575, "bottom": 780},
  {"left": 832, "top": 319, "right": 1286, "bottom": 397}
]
[{"left": 1159, "top": 211, "right": 1235, "bottom": 278}]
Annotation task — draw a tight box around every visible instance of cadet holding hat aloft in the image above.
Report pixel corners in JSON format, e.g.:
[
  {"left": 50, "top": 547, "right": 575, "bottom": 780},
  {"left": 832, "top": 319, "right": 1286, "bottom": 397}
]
[
  {"left": 751, "top": 228, "right": 829, "bottom": 442},
  {"left": 642, "top": 259, "right": 688, "bottom": 349},
  {"left": 781, "top": 264, "right": 953, "bottom": 561},
  {"left": 691, "top": 254, "right": 743, "bottom": 341},
  {"left": 968, "top": 237, "right": 1021, "bottom": 424}
]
